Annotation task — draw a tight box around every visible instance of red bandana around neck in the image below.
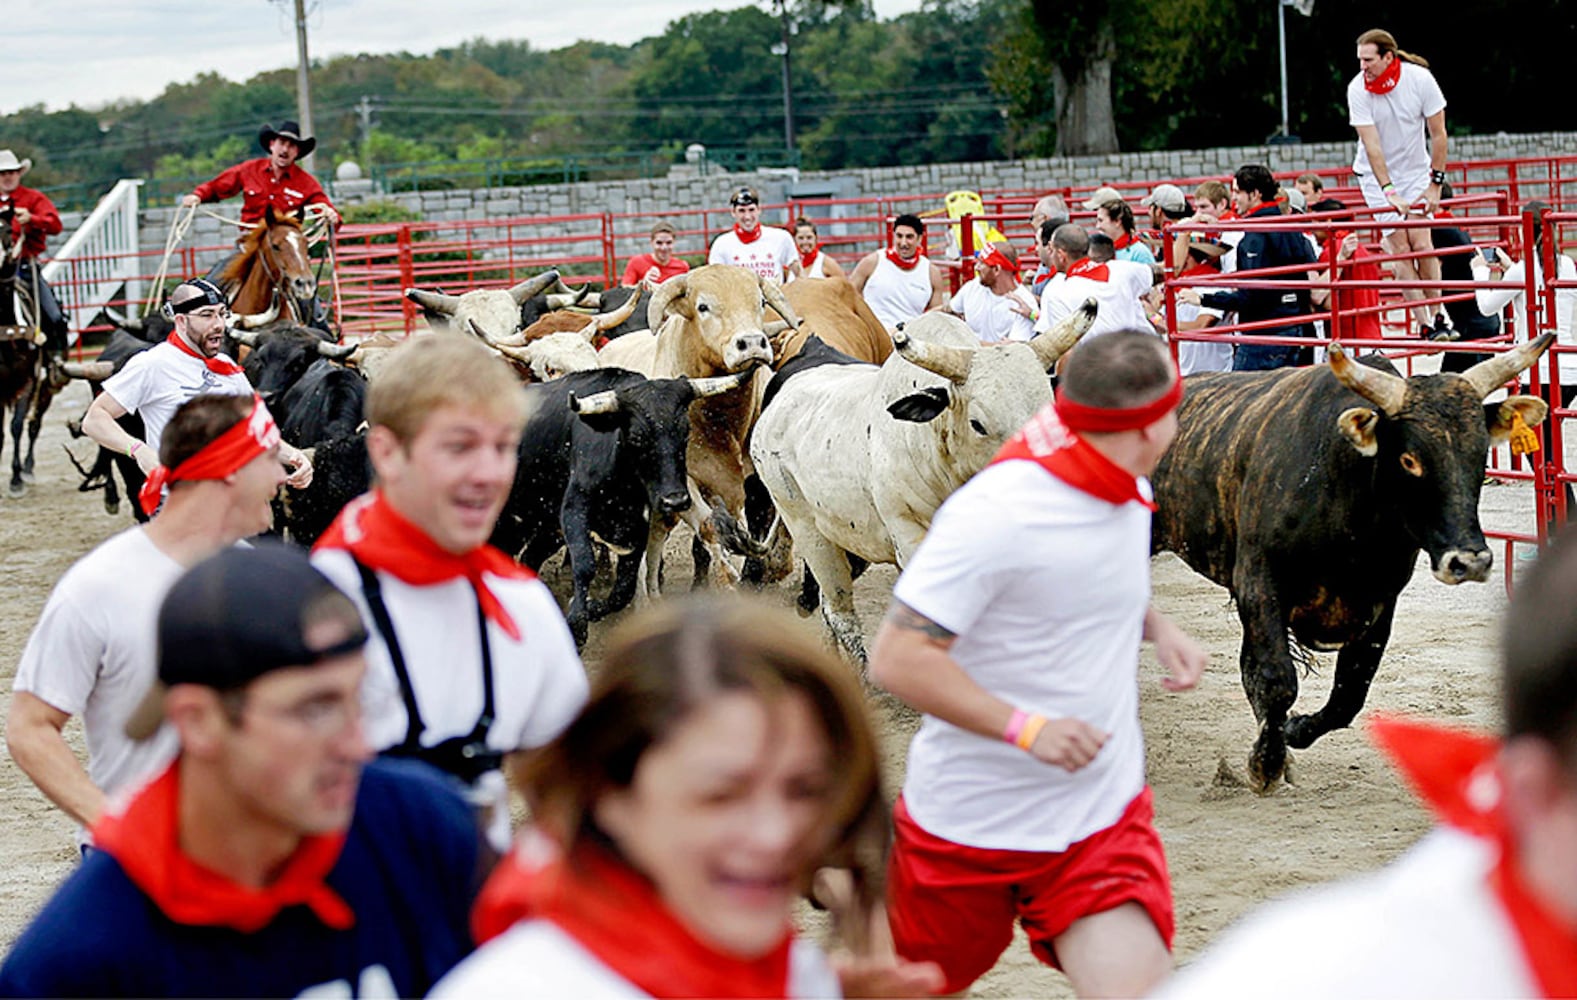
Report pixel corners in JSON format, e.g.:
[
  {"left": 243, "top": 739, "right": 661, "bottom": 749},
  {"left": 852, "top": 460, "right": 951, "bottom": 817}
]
[
  {"left": 314, "top": 490, "right": 536, "bottom": 641},
  {"left": 166, "top": 330, "right": 244, "bottom": 376},
  {"left": 733, "top": 224, "right": 763, "bottom": 245},
  {"left": 92, "top": 762, "right": 353, "bottom": 933},
  {"left": 1369, "top": 716, "right": 1577, "bottom": 999},
  {"left": 1068, "top": 257, "right": 1110, "bottom": 282},
  {"left": 139, "top": 395, "right": 280, "bottom": 515},
  {"left": 1179, "top": 260, "right": 1222, "bottom": 280},
  {"left": 1112, "top": 231, "right": 1137, "bottom": 251},
  {"left": 1365, "top": 56, "right": 1403, "bottom": 94},
  {"left": 989, "top": 403, "right": 1156, "bottom": 510},
  {"left": 473, "top": 831, "right": 794, "bottom": 999},
  {"left": 799, "top": 244, "right": 821, "bottom": 271}
]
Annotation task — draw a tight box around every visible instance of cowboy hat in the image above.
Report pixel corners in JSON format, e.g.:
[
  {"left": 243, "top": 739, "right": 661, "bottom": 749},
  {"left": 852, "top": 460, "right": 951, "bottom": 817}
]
[
  {"left": 0, "top": 149, "right": 32, "bottom": 175},
  {"left": 257, "top": 121, "right": 317, "bottom": 157}
]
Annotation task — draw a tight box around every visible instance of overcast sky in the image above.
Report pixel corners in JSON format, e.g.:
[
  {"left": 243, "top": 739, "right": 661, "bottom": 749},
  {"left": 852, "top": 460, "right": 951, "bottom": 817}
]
[{"left": 6, "top": 0, "right": 926, "bottom": 115}]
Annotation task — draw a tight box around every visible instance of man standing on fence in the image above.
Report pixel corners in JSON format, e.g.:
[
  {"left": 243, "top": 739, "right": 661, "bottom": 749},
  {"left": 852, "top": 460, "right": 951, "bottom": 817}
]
[
  {"left": 707, "top": 186, "right": 801, "bottom": 284},
  {"left": 0, "top": 149, "right": 69, "bottom": 356}
]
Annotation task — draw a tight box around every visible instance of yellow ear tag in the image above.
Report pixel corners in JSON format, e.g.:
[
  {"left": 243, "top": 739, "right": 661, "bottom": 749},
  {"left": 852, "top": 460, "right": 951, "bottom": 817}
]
[{"left": 1509, "top": 409, "right": 1541, "bottom": 456}]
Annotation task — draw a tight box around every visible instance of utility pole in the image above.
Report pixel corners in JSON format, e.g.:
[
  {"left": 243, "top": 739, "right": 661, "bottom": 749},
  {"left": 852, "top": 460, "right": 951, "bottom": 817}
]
[
  {"left": 356, "top": 95, "right": 375, "bottom": 162},
  {"left": 771, "top": 0, "right": 795, "bottom": 157},
  {"left": 292, "top": 0, "right": 316, "bottom": 172}
]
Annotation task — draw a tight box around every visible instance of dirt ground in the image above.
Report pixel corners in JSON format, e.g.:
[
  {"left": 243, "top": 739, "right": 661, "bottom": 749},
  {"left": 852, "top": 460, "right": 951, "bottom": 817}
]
[{"left": 0, "top": 378, "right": 1539, "bottom": 995}]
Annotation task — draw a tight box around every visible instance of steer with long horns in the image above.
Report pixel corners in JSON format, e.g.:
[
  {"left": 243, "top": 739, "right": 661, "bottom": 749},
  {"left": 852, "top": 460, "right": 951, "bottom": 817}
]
[
  {"left": 404, "top": 270, "right": 562, "bottom": 345},
  {"left": 1150, "top": 335, "right": 1555, "bottom": 791}
]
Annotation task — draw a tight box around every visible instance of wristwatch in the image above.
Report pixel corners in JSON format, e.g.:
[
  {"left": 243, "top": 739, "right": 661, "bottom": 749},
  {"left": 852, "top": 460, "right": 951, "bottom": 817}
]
[{"left": 1430, "top": 169, "right": 1447, "bottom": 186}]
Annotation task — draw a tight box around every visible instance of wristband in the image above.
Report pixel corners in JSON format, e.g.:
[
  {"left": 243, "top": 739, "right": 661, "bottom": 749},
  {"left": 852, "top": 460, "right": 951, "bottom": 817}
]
[
  {"left": 128, "top": 441, "right": 141, "bottom": 458},
  {"left": 1015, "top": 714, "right": 1048, "bottom": 751},
  {"left": 1430, "top": 169, "right": 1447, "bottom": 186},
  {"left": 1003, "top": 709, "right": 1030, "bottom": 745},
  {"left": 1380, "top": 182, "right": 1396, "bottom": 192}
]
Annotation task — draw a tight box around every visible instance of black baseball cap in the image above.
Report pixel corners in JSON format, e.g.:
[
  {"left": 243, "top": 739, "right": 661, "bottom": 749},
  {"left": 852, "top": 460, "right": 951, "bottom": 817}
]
[
  {"left": 125, "top": 544, "right": 368, "bottom": 740},
  {"left": 729, "top": 186, "right": 760, "bottom": 207}
]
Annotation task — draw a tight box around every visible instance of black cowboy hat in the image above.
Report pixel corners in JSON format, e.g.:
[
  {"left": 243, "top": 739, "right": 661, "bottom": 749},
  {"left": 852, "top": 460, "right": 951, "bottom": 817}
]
[{"left": 258, "top": 120, "right": 316, "bottom": 157}]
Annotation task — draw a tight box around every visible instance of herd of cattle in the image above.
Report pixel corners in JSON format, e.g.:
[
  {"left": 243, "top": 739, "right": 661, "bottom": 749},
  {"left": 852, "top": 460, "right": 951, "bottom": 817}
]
[{"left": 52, "top": 267, "right": 1555, "bottom": 790}]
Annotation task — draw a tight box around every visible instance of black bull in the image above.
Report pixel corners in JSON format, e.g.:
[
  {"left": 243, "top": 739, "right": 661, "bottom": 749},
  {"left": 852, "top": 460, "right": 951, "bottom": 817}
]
[{"left": 1151, "top": 336, "right": 1554, "bottom": 790}]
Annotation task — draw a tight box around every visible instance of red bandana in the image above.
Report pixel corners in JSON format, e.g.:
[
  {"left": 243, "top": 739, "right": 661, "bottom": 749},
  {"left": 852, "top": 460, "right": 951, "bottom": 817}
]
[
  {"left": 886, "top": 248, "right": 922, "bottom": 271},
  {"left": 799, "top": 244, "right": 821, "bottom": 271},
  {"left": 1068, "top": 257, "right": 1110, "bottom": 282},
  {"left": 314, "top": 490, "right": 537, "bottom": 641},
  {"left": 473, "top": 831, "right": 794, "bottom": 999},
  {"left": 975, "top": 245, "right": 1019, "bottom": 273},
  {"left": 139, "top": 395, "right": 280, "bottom": 515},
  {"left": 1179, "top": 260, "right": 1221, "bottom": 280},
  {"left": 1365, "top": 56, "right": 1402, "bottom": 95},
  {"left": 166, "top": 330, "right": 244, "bottom": 376},
  {"left": 1112, "top": 231, "right": 1136, "bottom": 251},
  {"left": 92, "top": 762, "right": 353, "bottom": 933},
  {"left": 1370, "top": 716, "right": 1577, "bottom": 999},
  {"left": 733, "top": 224, "right": 763, "bottom": 245},
  {"left": 990, "top": 403, "right": 1157, "bottom": 510}
]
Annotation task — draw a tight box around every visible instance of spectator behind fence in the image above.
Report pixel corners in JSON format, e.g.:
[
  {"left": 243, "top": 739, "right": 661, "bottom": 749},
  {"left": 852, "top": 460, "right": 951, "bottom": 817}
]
[
  {"left": 1430, "top": 182, "right": 1501, "bottom": 367},
  {"left": 621, "top": 221, "right": 690, "bottom": 288},
  {"left": 1094, "top": 199, "right": 1157, "bottom": 266},
  {"left": 1294, "top": 173, "right": 1325, "bottom": 205},
  {"left": 793, "top": 217, "right": 845, "bottom": 281},
  {"left": 1307, "top": 198, "right": 1382, "bottom": 343}
]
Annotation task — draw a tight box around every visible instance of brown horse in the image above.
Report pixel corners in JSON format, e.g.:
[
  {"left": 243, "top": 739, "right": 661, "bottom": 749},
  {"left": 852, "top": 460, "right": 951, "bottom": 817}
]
[{"left": 218, "top": 206, "right": 318, "bottom": 323}]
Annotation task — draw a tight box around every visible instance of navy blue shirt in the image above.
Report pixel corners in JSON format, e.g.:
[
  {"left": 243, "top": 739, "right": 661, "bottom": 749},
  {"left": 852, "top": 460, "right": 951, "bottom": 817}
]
[{"left": 0, "top": 759, "right": 482, "bottom": 998}]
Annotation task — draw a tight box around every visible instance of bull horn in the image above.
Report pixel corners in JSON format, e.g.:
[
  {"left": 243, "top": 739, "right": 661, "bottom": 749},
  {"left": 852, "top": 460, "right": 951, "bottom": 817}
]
[
  {"left": 232, "top": 300, "right": 280, "bottom": 330},
  {"left": 1328, "top": 343, "right": 1407, "bottom": 416},
  {"left": 763, "top": 320, "right": 793, "bottom": 336},
  {"left": 509, "top": 271, "right": 561, "bottom": 305},
  {"left": 548, "top": 276, "right": 578, "bottom": 297},
  {"left": 62, "top": 360, "right": 115, "bottom": 380},
  {"left": 648, "top": 273, "right": 688, "bottom": 330},
  {"left": 579, "top": 291, "right": 601, "bottom": 309},
  {"left": 568, "top": 389, "right": 621, "bottom": 415},
  {"left": 1459, "top": 333, "right": 1557, "bottom": 399},
  {"left": 1028, "top": 297, "right": 1097, "bottom": 372},
  {"left": 544, "top": 293, "right": 580, "bottom": 310},
  {"left": 316, "top": 339, "right": 357, "bottom": 360},
  {"left": 232, "top": 327, "right": 261, "bottom": 347},
  {"left": 893, "top": 330, "right": 975, "bottom": 384},
  {"left": 689, "top": 366, "right": 758, "bottom": 398},
  {"left": 104, "top": 308, "right": 144, "bottom": 334},
  {"left": 405, "top": 287, "right": 462, "bottom": 316},
  {"left": 490, "top": 340, "right": 532, "bottom": 363},
  {"left": 758, "top": 276, "right": 801, "bottom": 330},
  {"left": 577, "top": 319, "right": 598, "bottom": 343},
  {"left": 592, "top": 289, "right": 640, "bottom": 331}
]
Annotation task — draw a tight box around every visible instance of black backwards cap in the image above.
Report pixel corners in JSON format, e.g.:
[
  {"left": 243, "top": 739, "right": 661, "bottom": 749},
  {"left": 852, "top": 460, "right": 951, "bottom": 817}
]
[
  {"left": 729, "top": 186, "right": 760, "bottom": 207},
  {"left": 165, "top": 278, "right": 231, "bottom": 318},
  {"left": 125, "top": 543, "right": 368, "bottom": 740}
]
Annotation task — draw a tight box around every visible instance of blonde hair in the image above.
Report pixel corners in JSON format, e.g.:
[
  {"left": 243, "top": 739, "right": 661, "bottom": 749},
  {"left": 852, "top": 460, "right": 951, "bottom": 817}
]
[
  {"left": 364, "top": 333, "right": 528, "bottom": 443},
  {"left": 1356, "top": 28, "right": 1429, "bottom": 68}
]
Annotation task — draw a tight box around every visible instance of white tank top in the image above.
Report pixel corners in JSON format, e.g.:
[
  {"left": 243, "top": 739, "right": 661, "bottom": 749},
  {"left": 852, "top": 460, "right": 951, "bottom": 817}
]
[{"left": 864, "top": 254, "right": 934, "bottom": 329}]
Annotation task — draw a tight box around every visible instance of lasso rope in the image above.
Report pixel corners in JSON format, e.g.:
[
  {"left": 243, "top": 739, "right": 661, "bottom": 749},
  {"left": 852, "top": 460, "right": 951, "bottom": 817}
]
[{"left": 146, "top": 201, "right": 200, "bottom": 316}]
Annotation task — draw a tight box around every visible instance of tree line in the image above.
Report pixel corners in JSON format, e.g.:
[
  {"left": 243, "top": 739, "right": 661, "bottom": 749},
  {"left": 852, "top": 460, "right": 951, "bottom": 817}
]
[{"left": 4, "top": 0, "right": 1567, "bottom": 208}]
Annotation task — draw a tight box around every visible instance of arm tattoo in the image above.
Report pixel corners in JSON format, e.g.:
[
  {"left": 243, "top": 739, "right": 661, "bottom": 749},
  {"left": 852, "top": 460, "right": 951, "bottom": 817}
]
[{"left": 885, "top": 601, "right": 957, "bottom": 641}]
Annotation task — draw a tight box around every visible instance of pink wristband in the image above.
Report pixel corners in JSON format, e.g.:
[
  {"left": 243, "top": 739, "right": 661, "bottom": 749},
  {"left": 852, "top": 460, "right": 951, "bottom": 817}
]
[{"left": 1003, "top": 708, "right": 1030, "bottom": 745}]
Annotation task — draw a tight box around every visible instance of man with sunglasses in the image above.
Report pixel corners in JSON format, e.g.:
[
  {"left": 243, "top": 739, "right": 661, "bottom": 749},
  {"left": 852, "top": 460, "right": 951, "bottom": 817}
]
[
  {"left": 707, "top": 186, "right": 801, "bottom": 284},
  {"left": 80, "top": 277, "right": 311, "bottom": 488},
  {"left": 0, "top": 545, "right": 482, "bottom": 998}
]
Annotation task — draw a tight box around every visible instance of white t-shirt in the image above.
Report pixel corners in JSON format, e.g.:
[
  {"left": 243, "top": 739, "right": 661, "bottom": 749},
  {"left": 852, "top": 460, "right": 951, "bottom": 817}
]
[
  {"left": 1475, "top": 253, "right": 1577, "bottom": 383},
  {"left": 432, "top": 921, "right": 842, "bottom": 998},
  {"left": 1158, "top": 829, "right": 1535, "bottom": 999},
  {"left": 709, "top": 227, "right": 798, "bottom": 284},
  {"left": 1036, "top": 259, "right": 1155, "bottom": 339},
  {"left": 796, "top": 251, "right": 828, "bottom": 280},
  {"left": 311, "top": 549, "right": 589, "bottom": 852},
  {"left": 949, "top": 280, "right": 1037, "bottom": 343},
  {"left": 1174, "top": 300, "right": 1231, "bottom": 375},
  {"left": 101, "top": 341, "right": 253, "bottom": 455},
  {"left": 1347, "top": 63, "right": 1447, "bottom": 188},
  {"left": 12, "top": 528, "right": 183, "bottom": 844},
  {"left": 864, "top": 254, "right": 935, "bottom": 329},
  {"left": 893, "top": 459, "right": 1150, "bottom": 851}
]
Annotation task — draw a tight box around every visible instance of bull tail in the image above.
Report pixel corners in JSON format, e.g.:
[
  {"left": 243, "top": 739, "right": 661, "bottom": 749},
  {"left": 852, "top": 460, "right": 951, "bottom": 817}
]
[{"left": 712, "top": 506, "right": 769, "bottom": 559}]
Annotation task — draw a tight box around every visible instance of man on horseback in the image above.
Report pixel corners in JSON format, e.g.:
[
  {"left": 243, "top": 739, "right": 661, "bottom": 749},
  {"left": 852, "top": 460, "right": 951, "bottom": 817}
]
[
  {"left": 181, "top": 122, "right": 339, "bottom": 328},
  {"left": 0, "top": 149, "right": 69, "bottom": 357}
]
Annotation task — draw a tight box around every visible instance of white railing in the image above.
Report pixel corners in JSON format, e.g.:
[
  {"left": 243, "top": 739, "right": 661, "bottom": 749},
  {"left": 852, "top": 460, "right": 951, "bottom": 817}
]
[{"left": 42, "top": 179, "right": 142, "bottom": 343}]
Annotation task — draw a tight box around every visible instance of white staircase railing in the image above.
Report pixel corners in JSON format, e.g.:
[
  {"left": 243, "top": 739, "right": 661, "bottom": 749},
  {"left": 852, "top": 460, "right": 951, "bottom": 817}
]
[{"left": 42, "top": 179, "right": 142, "bottom": 343}]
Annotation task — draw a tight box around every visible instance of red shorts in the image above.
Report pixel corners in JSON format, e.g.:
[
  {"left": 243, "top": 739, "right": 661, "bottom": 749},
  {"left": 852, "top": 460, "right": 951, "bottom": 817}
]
[{"left": 886, "top": 787, "right": 1175, "bottom": 994}]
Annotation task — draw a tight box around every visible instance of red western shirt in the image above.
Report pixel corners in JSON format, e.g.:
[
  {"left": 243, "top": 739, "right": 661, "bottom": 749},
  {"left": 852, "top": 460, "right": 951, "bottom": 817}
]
[
  {"left": 191, "top": 158, "right": 334, "bottom": 224},
  {"left": 1, "top": 186, "right": 63, "bottom": 259}
]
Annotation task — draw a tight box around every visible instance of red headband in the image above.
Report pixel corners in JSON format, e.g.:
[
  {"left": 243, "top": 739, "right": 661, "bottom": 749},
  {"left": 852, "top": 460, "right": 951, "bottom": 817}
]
[
  {"left": 139, "top": 396, "right": 281, "bottom": 515},
  {"left": 975, "top": 245, "right": 1019, "bottom": 273},
  {"left": 1054, "top": 375, "right": 1183, "bottom": 433}
]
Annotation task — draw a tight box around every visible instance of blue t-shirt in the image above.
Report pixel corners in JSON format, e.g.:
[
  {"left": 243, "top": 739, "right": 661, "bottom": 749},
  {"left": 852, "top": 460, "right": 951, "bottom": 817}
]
[{"left": 0, "top": 759, "right": 482, "bottom": 998}]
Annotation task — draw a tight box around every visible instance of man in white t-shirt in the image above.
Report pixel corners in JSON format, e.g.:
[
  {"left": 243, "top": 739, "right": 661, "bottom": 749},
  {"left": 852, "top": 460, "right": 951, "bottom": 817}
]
[
  {"left": 707, "top": 186, "right": 801, "bottom": 284},
  {"left": 1348, "top": 27, "right": 1449, "bottom": 336},
  {"left": 80, "top": 278, "right": 313, "bottom": 489},
  {"left": 850, "top": 213, "right": 949, "bottom": 330},
  {"left": 1166, "top": 236, "right": 1232, "bottom": 375},
  {"left": 947, "top": 239, "right": 1037, "bottom": 343},
  {"left": 311, "top": 334, "right": 588, "bottom": 854},
  {"left": 1037, "top": 224, "right": 1157, "bottom": 340},
  {"left": 869, "top": 330, "right": 1206, "bottom": 998},
  {"left": 6, "top": 393, "right": 291, "bottom": 847}
]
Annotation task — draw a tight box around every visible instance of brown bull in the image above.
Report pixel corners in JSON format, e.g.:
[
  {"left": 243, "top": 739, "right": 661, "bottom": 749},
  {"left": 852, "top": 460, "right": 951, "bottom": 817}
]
[{"left": 780, "top": 275, "right": 892, "bottom": 365}]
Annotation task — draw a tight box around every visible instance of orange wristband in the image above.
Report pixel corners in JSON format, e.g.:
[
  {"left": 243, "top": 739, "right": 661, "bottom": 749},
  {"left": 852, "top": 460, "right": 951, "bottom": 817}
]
[{"left": 1014, "top": 714, "right": 1047, "bottom": 751}]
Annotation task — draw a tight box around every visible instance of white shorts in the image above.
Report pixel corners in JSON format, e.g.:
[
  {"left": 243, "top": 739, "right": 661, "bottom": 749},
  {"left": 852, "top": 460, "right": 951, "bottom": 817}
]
[{"left": 1358, "top": 171, "right": 1431, "bottom": 235}]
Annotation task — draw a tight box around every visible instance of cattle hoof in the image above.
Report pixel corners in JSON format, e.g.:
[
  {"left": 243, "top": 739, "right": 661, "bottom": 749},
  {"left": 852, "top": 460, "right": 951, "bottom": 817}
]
[
  {"left": 1247, "top": 750, "right": 1285, "bottom": 795},
  {"left": 21, "top": 468, "right": 36, "bottom": 484},
  {"left": 1283, "top": 713, "right": 1320, "bottom": 750},
  {"left": 7, "top": 481, "right": 27, "bottom": 498},
  {"left": 104, "top": 497, "right": 119, "bottom": 516}
]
